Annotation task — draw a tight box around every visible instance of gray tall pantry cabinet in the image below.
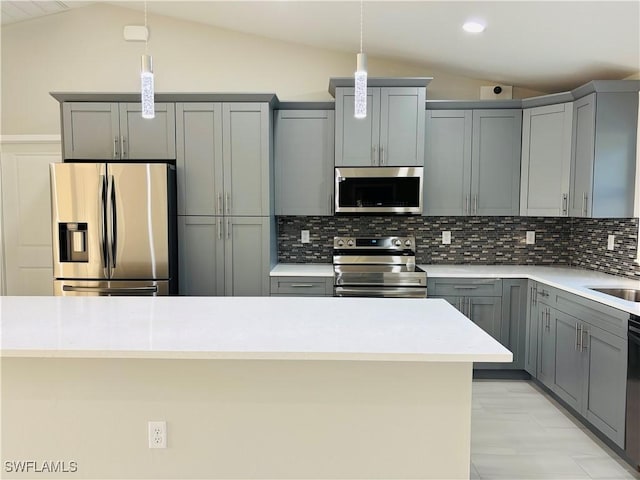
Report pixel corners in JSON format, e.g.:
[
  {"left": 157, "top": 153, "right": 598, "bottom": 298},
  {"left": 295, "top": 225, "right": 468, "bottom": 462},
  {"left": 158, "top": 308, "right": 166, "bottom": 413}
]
[
  {"left": 176, "top": 102, "right": 275, "bottom": 296},
  {"left": 424, "top": 108, "right": 522, "bottom": 216}
]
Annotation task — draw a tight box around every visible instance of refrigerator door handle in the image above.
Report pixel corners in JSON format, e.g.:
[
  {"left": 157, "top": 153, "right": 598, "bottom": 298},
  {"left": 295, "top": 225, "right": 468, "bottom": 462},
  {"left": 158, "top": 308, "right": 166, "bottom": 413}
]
[
  {"left": 110, "top": 176, "right": 118, "bottom": 268},
  {"left": 100, "top": 174, "right": 109, "bottom": 276},
  {"left": 62, "top": 285, "right": 158, "bottom": 295}
]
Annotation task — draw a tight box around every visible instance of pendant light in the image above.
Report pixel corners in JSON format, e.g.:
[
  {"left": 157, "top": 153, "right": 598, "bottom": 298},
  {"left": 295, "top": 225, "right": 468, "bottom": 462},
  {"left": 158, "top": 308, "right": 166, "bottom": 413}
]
[
  {"left": 354, "top": 0, "right": 367, "bottom": 119},
  {"left": 141, "top": 1, "right": 155, "bottom": 119}
]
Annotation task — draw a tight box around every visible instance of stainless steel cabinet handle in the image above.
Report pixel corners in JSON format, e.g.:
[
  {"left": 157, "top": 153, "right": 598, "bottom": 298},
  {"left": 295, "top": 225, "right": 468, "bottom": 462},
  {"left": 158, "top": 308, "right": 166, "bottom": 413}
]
[
  {"left": 217, "top": 193, "right": 223, "bottom": 215},
  {"left": 538, "top": 290, "right": 549, "bottom": 297},
  {"left": 562, "top": 193, "right": 568, "bottom": 216},
  {"left": 291, "top": 284, "right": 315, "bottom": 288},
  {"left": 575, "top": 322, "right": 581, "bottom": 350},
  {"left": 371, "top": 146, "right": 377, "bottom": 166},
  {"left": 467, "top": 298, "right": 471, "bottom": 316},
  {"left": 380, "top": 146, "right": 385, "bottom": 165},
  {"left": 546, "top": 309, "right": 551, "bottom": 331},
  {"left": 581, "top": 327, "right": 588, "bottom": 352},
  {"left": 226, "top": 218, "right": 231, "bottom": 239},
  {"left": 225, "top": 192, "right": 231, "bottom": 214},
  {"left": 217, "top": 218, "right": 222, "bottom": 240},
  {"left": 473, "top": 194, "right": 478, "bottom": 215},
  {"left": 113, "top": 137, "right": 119, "bottom": 159},
  {"left": 582, "top": 192, "right": 588, "bottom": 217},
  {"left": 453, "top": 286, "right": 479, "bottom": 290},
  {"left": 121, "top": 136, "right": 127, "bottom": 158},
  {"left": 465, "top": 194, "right": 470, "bottom": 215}
]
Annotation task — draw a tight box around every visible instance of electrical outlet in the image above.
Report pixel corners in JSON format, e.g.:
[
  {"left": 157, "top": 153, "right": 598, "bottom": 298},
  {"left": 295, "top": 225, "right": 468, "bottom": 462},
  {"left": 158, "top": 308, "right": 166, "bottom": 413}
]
[
  {"left": 607, "top": 235, "right": 615, "bottom": 251},
  {"left": 442, "top": 231, "right": 451, "bottom": 245},
  {"left": 148, "top": 421, "right": 167, "bottom": 449},
  {"left": 526, "top": 231, "right": 536, "bottom": 245},
  {"left": 301, "top": 230, "right": 310, "bottom": 244}
]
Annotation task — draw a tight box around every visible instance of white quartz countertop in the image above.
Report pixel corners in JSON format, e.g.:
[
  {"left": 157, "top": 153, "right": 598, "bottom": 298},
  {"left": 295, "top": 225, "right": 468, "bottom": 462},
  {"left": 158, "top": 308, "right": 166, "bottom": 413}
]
[
  {"left": 271, "top": 264, "right": 639, "bottom": 315},
  {"left": 0, "top": 296, "right": 511, "bottom": 362}
]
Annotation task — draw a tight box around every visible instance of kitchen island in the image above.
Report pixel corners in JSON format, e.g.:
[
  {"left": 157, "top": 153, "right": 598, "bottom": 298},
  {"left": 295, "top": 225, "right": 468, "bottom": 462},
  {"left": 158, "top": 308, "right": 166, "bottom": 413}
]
[{"left": 1, "top": 296, "right": 511, "bottom": 479}]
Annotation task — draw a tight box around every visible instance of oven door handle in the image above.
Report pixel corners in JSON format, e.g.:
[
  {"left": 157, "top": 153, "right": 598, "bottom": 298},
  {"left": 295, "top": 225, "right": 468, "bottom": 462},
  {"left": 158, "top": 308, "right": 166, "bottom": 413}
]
[{"left": 334, "top": 286, "right": 427, "bottom": 298}]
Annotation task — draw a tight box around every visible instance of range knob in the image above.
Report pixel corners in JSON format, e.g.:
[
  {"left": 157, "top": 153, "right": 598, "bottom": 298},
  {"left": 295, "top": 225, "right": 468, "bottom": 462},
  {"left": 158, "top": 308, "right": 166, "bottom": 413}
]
[
  {"left": 347, "top": 239, "right": 355, "bottom": 247},
  {"left": 337, "top": 240, "right": 344, "bottom": 247},
  {"left": 405, "top": 239, "right": 412, "bottom": 247},
  {"left": 394, "top": 239, "right": 402, "bottom": 247}
]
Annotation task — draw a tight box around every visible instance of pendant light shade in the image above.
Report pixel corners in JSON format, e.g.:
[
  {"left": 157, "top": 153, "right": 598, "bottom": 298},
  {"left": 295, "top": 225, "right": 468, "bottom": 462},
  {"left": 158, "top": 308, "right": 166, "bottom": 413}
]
[
  {"left": 140, "top": 54, "right": 155, "bottom": 119},
  {"left": 354, "top": 53, "right": 368, "bottom": 119}
]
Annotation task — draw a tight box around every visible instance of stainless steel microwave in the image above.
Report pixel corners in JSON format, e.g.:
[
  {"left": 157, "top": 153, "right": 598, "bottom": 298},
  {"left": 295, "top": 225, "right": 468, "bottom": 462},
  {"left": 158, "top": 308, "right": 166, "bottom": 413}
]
[{"left": 334, "top": 167, "right": 424, "bottom": 214}]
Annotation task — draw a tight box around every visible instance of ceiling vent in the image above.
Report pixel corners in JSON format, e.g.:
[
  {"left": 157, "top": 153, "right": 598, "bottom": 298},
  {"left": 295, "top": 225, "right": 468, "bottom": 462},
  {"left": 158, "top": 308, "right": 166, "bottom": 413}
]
[{"left": 480, "top": 85, "right": 513, "bottom": 100}]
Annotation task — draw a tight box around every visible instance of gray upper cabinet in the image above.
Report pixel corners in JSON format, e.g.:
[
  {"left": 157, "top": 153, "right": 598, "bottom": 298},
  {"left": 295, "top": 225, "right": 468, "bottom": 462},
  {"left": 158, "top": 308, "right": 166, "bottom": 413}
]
[
  {"left": 520, "top": 103, "right": 573, "bottom": 216},
  {"left": 274, "top": 110, "right": 334, "bottom": 215},
  {"left": 62, "top": 102, "right": 176, "bottom": 160},
  {"left": 570, "top": 91, "right": 639, "bottom": 217},
  {"left": 424, "top": 109, "right": 521, "bottom": 216},
  {"left": 335, "top": 86, "right": 425, "bottom": 167},
  {"left": 176, "top": 102, "right": 271, "bottom": 217}
]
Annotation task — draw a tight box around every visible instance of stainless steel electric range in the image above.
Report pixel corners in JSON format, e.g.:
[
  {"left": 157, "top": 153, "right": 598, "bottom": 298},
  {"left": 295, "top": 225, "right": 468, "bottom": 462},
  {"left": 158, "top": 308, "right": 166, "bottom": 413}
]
[{"left": 333, "top": 236, "right": 427, "bottom": 298}]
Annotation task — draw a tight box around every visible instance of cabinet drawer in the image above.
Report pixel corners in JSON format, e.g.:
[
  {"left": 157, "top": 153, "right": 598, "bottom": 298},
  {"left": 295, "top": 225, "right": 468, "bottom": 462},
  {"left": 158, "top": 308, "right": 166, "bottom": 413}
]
[
  {"left": 429, "top": 278, "right": 503, "bottom": 297},
  {"left": 270, "top": 277, "right": 333, "bottom": 296}
]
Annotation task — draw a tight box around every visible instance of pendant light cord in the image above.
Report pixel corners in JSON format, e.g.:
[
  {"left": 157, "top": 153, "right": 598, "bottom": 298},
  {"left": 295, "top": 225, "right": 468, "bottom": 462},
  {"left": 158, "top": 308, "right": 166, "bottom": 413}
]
[
  {"left": 359, "top": 0, "right": 364, "bottom": 54},
  {"left": 144, "top": 0, "right": 149, "bottom": 54}
]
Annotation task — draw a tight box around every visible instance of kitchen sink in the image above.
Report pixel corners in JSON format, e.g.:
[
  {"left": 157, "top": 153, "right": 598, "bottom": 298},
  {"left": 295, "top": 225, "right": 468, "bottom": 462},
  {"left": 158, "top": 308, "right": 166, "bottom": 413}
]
[{"left": 589, "top": 288, "right": 640, "bottom": 302}]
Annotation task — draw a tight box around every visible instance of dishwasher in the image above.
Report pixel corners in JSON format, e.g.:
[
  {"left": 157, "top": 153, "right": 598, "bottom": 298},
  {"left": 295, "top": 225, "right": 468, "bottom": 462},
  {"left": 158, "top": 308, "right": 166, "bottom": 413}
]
[{"left": 627, "top": 314, "right": 640, "bottom": 471}]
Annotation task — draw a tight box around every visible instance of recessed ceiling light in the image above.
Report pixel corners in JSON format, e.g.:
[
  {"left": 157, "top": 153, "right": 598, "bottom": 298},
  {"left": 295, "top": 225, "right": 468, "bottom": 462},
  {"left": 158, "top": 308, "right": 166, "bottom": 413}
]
[{"left": 463, "top": 21, "right": 486, "bottom": 33}]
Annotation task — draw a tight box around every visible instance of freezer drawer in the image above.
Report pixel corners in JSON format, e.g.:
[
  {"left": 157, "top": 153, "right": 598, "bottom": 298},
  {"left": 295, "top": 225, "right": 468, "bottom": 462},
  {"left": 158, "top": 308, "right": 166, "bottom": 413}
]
[{"left": 54, "top": 280, "right": 169, "bottom": 296}]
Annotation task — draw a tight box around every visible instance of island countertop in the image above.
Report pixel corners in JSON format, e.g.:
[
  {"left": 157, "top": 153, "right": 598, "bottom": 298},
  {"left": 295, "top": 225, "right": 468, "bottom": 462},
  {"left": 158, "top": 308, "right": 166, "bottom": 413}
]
[{"left": 0, "top": 296, "right": 511, "bottom": 362}]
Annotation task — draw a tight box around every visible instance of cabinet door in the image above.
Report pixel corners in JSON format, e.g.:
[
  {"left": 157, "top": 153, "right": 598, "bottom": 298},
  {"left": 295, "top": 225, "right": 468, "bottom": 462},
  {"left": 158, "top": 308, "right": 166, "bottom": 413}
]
[
  {"left": 224, "top": 216, "right": 272, "bottom": 296},
  {"left": 537, "top": 305, "right": 556, "bottom": 389},
  {"left": 62, "top": 102, "right": 120, "bottom": 159},
  {"left": 424, "top": 110, "right": 472, "bottom": 216},
  {"left": 379, "top": 87, "right": 425, "bottom": 166},
  {"left": 178, "top": 216, "right": 224, "bottom": 296},
  {"left": 582, "top": 323, "right": 627, "bottom": 448},
  {"left": 176, "top": 103, "right": 223, "bottom": 216},
  {"left": 467, "top": 296, "right": 503, "bottom": 342},
  {"left": 274, "top": 110, "right": 334, "bottom": 215},
  {"left": 552, "top": 310, "right": 583, "bottom": 412},
  {"left": 119, "top": 103, "right": 176, "bottom": 160},
  {"left": 501, "top": 279, "right": 528, "bottom": 370},
  {"left": 569, "top": 93, "right": 595, "bottom": 217},
  {"left": 471, "top": 109, "right": 522, "bottom": 215},
  {"left": 223, "top": 103, "right": 271, "bottom": 216},
  {"left": 335, "top": 87, "right": 380, "bottom": 166},
  {"left": 520, "top": 103, "right": 572, "bottom": 216},
  {"left": 524, "top": 282, "right": 539, "bottom": 376}
]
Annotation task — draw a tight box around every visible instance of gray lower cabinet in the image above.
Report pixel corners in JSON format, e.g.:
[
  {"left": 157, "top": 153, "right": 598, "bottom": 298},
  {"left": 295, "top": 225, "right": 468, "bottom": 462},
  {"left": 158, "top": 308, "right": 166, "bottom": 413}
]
[
  {"left": 528, "top": 282, "right": 628, "bottom": 448},
  {"left": 178, "top": 215, "right": 272, "bottom": 296},
  {"left": 270, "top": 276, "right": 333, "bottom": 296},
  {"left": 524, "top": 281, "right": 540, "bottom": 375},
  {"left": 570, "top": 90, "right": 639, "bottom": 218},
  {"left": 424, "top": 109, "right": 522, "bottom": 216},
  {"left": 335, "top": 86, "right": 425, "bottom": 167},
  {"left": 520, "top": 102, "right": 573, "bottom": 216},
  {"left": 274, "top": 110, "right": 334, "bottom": 215},
  {"left": 176, "top": 102, "right": 272, "bottom": 216},
  {"left": 62, "top": 102, "right": 176, "bottom": 160}
]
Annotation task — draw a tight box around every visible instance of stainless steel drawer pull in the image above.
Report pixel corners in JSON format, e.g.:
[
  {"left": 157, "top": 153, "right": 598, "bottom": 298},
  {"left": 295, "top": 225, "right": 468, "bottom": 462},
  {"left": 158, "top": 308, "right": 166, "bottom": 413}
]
[
  {"left": 290, "top": 284, "right": 315, "bottom": 288},
  {"left": 575, "top": 322, "right": 580, "bottom": 350},
  {"left": 453, "top": 286, "right": 479, "bottom": 289}
]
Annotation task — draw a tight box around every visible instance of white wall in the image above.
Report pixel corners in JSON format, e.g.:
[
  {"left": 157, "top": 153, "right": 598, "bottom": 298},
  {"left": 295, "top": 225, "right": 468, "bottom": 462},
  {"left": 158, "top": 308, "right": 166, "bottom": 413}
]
[{"left": 0, "top": 3, "right": 544, "bottom": 135}]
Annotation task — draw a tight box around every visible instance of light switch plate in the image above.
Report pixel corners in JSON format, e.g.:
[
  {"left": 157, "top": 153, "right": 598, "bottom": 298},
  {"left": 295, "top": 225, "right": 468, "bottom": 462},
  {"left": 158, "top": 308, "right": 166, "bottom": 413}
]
[
  {"left": 442, "top": 231, "right": 451, "bottom": 245},
  {"left": 607, "top": 235, "right": 615, "bottom": 251},
  {"left": 526, "top": 231, "right": 535, "bottom": 245},
  {"left": 301, "top": 230, "right": 310, "bottom": 244}
]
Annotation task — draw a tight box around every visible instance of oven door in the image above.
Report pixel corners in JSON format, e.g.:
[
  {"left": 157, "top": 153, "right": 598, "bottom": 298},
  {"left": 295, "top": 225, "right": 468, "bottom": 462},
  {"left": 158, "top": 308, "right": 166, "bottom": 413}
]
[
  {"left": 335, "top": 167, "right": 423, "bottom": 214},
  {"left": 334, "top": 286, "right": 427, "bottom": 298}
]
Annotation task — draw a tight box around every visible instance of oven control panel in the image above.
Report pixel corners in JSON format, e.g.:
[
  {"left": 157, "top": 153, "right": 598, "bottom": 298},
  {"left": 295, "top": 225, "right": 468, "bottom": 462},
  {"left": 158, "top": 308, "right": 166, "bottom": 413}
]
[{"left": 333, "top": 236, "right": 415, "bottom": 251}]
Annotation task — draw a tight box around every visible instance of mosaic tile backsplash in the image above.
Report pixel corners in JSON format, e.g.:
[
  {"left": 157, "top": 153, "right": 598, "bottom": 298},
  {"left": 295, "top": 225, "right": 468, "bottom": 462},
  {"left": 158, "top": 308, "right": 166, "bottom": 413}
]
[{"left": 277, "top": 216, "right": 639, "bottom": 280}]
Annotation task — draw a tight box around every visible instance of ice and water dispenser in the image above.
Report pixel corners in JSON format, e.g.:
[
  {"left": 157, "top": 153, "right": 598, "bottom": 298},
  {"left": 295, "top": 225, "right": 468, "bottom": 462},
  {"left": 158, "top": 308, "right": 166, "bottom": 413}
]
[{"left": 58, "top": 223, "right": 88, "bottom": 262}]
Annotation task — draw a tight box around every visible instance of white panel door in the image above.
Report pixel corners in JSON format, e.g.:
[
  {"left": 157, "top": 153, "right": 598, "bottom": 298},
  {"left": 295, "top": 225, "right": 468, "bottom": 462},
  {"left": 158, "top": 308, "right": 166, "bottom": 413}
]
[{"left": 1, "top": 141, "right": 61, "bottom": 295}]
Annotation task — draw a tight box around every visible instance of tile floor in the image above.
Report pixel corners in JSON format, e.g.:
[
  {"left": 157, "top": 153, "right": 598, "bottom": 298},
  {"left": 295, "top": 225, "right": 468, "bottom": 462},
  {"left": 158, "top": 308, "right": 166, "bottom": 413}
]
[{"left": 471, "top": 380, "right": 640, "bottom": 480}]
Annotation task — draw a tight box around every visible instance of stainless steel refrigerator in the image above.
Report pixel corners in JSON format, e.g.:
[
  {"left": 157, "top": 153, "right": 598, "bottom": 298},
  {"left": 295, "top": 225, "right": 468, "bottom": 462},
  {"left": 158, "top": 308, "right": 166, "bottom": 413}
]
[{"left": 50, "top": 162, "right": 178, "bottom": 296}]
